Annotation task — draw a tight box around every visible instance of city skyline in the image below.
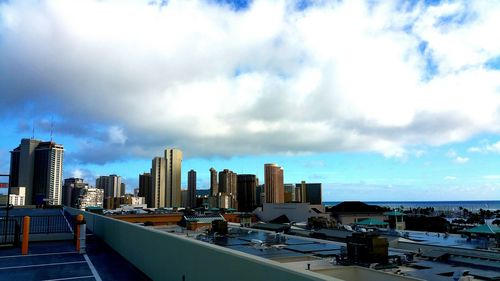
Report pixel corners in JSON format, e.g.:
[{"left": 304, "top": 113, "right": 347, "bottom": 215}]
[{"left": 1, "top": 0, "right": 500, "bottom": 201}]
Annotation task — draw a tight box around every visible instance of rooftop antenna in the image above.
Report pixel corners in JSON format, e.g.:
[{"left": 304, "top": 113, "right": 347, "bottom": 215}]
[
  {"left": 32, "top": 120, "right": 35, "bottom": 140},
  {"left": 50, "top": 117, "right": 54, "bottom": 142}
]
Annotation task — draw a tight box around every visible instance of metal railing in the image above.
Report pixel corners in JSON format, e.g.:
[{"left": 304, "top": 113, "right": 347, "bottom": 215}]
[
  {"left": 0, "top": 218, "right": 20, "bottom": 245},
  {"left": 7, "top": 215, "right": 72, "bottom": 234}
]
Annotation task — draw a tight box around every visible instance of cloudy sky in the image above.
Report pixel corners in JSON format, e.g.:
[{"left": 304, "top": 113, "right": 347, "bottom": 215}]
[{"left": 1, "top": 0, "right": 500, "bottom": 201}]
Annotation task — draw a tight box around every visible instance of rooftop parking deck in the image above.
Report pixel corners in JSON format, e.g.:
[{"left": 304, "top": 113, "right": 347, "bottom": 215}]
[{"left": 0, "top": 207, "right": 151, "bottom": 281}]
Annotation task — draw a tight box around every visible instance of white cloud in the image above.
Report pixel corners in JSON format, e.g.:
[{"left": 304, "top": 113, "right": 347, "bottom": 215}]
[
  {"left": 1, "top": 0, "right": 500, "bottom": 162},
  {"left": 108, "top": 126, "right": 127, "bottom": 145},
  {"left": 444, "top": 176, "right": 457, "bottom": 180},
  {"left": 446, "top": 149, "right": 469, "bottom": 164},
  {"left": 71, "top": 168, "right": 84, "bottom": 179},
  {"left": 468, "top": 141, "right": 500, "bottom": 154},
  {"left": 454, "top": 156, "right": 469, "bottom": 164},
  {"left": 482, "top": 175, "right": 500, "bottom": 180}
]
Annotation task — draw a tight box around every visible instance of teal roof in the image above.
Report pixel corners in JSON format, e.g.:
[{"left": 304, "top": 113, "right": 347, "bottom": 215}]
[
  {"left": 464, "top": 224, "right": 500, "bottom": 234},
  {"left": 356, "top": 218, "right": 388, "bottom": 226},
  {"left": 86, "top": 206, "right": 103, "bottom": 210},
  {"left": 383, "top": 211, "right": 404, "bottom": 216},
  {"left": 184, "top": 215, "right": 225, "bottom": 224}
]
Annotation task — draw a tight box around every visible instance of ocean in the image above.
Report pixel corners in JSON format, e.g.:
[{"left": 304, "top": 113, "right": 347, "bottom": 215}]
[{"left": 322, "top": 200, "right": 500, "bottom": 212}]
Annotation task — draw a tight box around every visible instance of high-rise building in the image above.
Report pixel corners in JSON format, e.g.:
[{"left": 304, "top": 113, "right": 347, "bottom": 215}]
[
  {"left": 9, "top": 138, "right": 41, "bottom": 204},
  {"left": 256, "top": 184, "right": 265, "bottom": 206},
  {"left": 284, "top": 184, "right": 295, "bottom": 203},
  {"left": 63, "top": 178, "right": 89, "bottom": 207},
  {"left": 121, "top": 183, "right": 126, "bottom": 196},
  {"left": 165, "top": 148, "right": 182, "bottom": 208},
  {"left": 209, "top": 167, "right": 218, "bottom": 196},
  {"left": 181, "top": 189, "right": 189, "bottom": 208},
  {"left": 139, "top": 173, "right": 153, "bottom": 207},
  {"left": 96, "top": 175, "right": 122, "bottom": 198},
  {"left": 219, "top": 169, "right": 237, "bottom": 208},
  {"left": 151, "top": 157, "right": 166, "bottom": 208},
  {"left": 218, "top": 169, "right": 237, "bottom": 195},
  {"left": 237, "top": 174, "right": 257, "bottom": 212},
  {"left": 264, "top": 163, "right": 284, "bottom": 203},
  {"left": 187, "top": 169, "right": 196, "bottom": 208},
  {"left": 9, "top": 139, "right": 64, "bottom": 205},
  {"left": 33, "top": 141, "right": 64, "bottom": 205},
  {"left": 295, "top": 182, "right": 322, "bottom": 204}
]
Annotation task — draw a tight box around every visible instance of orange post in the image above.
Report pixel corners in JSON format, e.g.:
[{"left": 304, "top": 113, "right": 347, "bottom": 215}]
[
  {"left": 75, "top": 214, "right": 84, "bottom": 252},
  {"left": 21, "top": 216, "right": 30, "bottom": 255}
]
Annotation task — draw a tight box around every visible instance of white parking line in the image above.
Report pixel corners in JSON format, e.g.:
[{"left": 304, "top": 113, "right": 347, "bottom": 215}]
[
  {"left": 42, "top": 275, "right": 95, "bottom": 281},
  {"left": 0, "top": 260, "right": 86, "bottom": 270},
  {"left": 83, "top": 254, "right": 102, "bottom": 281},
  {"left": 0, "top": 251, "right": 77, "bottom": 259}
]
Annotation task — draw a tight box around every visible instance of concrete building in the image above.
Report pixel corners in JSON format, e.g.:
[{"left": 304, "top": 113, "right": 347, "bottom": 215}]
[
  {"left": 181, "top": 190, "right": 189, "bottom": 208},
  {"left": 165, "top": 148, "right": 182, "bottom": 208},
  {"left": 79, "top": 187, "right": 104, "bottom": 210},
  {"left": 120, "top": 183, "right": 126, "bottom": 196},
  {"left": 209, "top": 167, "right": 218, "bottom": 197},
  {"left": 32, "top": 141, "right": 64, "bottom": 205},
  {"left": 9, "top": 139, "right": 64, "bottom": 205},
  {"left": 9, "top": 138, "right": 41, "bottom": 205},
  {"left": 295, "top": 182, "right": 322, "bottom": 204},
  {"left": 9, "top": 187, "right": 26, "bottom": 206},
  {"left": 284, "top": 184, "right": 295, "bottom": 203},
  {"left": 219, "top": 169, "right": 237, "bottom": 208},
  {"left": 256, "top": 184, "right": 265, "bottom": 206},
  {"left": 236, "top": 174, "right": 257, "bottom": 212},
  {"left": 217, "top": 193, "right": 232, "bottom": 209},
  {"left": 218, "top": 169, "right": 237, "bottom": 195},
  {"left": 96, "top": 175, "right": 122, "bottom": 198},
  {"left": 62, "top": 178, "right": 89, "bottom": 208},
  {"left": 138, "top": 173, "right": 153, "bottom": 207},
  {"left": 187, "top": 169, "right": 196, "bottom": 208},
  {"left": 264, "top": 163, "right": 284, "bottom": 203},
  {"left": 151, "top": 157, "right": 166, "bottom": 208}
]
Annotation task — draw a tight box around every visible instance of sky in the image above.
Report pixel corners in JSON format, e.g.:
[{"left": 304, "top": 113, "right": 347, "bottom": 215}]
[{"left": 1, "top": 0, "right": 500, "bottom": 201}]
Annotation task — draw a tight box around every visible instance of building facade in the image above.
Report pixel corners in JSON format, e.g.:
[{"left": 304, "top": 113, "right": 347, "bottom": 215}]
[
  {"left": 151, "top": 157, "right": 166, "bottom": 208},
  {"left": 9, "top": 139, "right": 64, "bottom": 205},
  {"left": 294, "top": 182, "right": 322, "bottom": 204},
  {"left": 9, "top": 187, "right": 26, "bottom": 206},
  {"left": 63, "top": 177, "right": 89, "bottom": 208},
  {"left": 139, "top": 173, "right": 153, "bottom": 207},
  {"left": 96, "top": 175, "right": 122, "bottom": 198},
  {"left": 187, "top": 169, "right": 196, "bottom": 208},
  {"left": 237, "top": 174, "right": 257, "bottom": 212},
  {"left": 79, "top": 187, "right": 104, "bottom": 210},
  {"left": 264, "top": 163, "right": 284, "bottom": 203},
  {"left": 165, "top": 148, "right": 182, "bottom": 208},
  {"left": 209, "top": 167, "right": 218, "bottom": 197}
]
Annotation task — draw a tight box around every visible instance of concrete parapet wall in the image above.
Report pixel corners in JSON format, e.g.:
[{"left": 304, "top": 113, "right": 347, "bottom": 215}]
[{"left": 66, "top": 207, "right": 337, "bottom": 281}]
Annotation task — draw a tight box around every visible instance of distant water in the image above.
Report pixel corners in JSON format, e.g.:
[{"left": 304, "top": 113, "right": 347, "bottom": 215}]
[{"left": 323, "top": 201, "right": 500, "bottom": 212}]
